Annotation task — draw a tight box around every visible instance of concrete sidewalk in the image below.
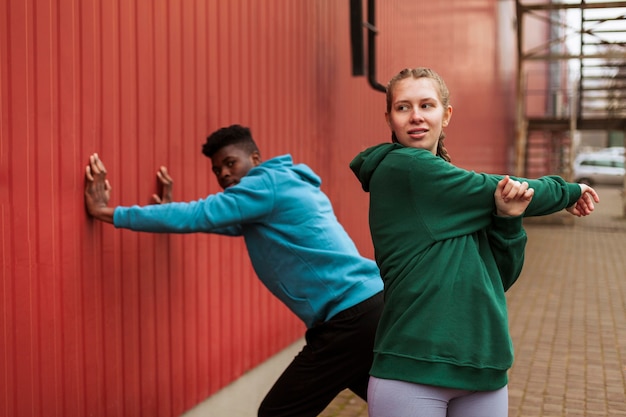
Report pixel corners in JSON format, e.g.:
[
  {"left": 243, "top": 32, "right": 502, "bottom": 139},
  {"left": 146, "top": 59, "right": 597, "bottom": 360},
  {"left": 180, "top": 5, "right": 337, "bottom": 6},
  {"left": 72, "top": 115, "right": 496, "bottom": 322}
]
[{"left": 321, "top": 186, "right": 626, "bottom": 417}]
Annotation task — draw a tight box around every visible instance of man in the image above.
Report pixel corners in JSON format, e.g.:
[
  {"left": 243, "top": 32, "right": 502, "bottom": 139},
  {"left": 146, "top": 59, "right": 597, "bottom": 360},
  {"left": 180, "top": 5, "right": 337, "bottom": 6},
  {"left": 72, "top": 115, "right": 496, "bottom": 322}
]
[{"left": 84, "top": 124, "right": 384, "bottom": 417}]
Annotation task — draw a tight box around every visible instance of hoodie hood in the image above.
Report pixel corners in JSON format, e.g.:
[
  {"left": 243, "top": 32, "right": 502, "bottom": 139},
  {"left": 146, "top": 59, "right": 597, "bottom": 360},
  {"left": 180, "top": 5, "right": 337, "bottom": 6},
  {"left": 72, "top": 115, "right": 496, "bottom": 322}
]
[
  {"left": 260, "top": 154, "right": 322, "bottom": 188},
  {"left": 350, "top": 143, "right": 403, "bottom": 192},
  {"left": 291, "top": 162, "right": 322, "bottom": 188}
]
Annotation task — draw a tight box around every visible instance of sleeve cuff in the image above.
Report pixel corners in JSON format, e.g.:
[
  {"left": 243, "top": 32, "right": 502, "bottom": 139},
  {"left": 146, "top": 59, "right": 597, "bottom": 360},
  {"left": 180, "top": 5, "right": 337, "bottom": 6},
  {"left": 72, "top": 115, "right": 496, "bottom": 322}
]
[{"left": 491, "top": 213, "right": 524, "bottom": 237}]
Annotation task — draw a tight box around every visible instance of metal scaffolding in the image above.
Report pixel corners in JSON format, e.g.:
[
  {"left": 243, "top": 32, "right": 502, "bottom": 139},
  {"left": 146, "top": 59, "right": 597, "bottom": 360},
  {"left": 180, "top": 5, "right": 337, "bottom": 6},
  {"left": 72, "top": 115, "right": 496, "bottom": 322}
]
[{"left": 515, "top": 0, "right": 626, "bottom": 174}]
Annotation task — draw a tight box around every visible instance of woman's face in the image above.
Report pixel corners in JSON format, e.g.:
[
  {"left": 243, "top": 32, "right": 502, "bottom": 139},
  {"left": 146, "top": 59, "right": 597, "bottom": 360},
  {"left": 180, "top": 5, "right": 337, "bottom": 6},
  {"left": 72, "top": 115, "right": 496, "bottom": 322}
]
[{"left": 385, "top": 77, "right": 452, "bottom": 154}]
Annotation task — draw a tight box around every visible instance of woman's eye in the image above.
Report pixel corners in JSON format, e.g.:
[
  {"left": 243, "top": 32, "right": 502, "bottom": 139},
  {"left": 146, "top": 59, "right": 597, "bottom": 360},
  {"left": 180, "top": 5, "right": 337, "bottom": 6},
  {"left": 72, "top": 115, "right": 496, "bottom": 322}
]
[{"left": 396, "top": 104, "right": 409, "bottom": 111}]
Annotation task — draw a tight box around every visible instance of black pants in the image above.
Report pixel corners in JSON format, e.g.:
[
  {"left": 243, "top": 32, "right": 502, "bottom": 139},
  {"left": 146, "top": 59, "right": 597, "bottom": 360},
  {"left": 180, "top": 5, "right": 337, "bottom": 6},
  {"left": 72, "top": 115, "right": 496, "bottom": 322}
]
[{"left": 258, "top": 291, "right": 384, "bottom": 417}]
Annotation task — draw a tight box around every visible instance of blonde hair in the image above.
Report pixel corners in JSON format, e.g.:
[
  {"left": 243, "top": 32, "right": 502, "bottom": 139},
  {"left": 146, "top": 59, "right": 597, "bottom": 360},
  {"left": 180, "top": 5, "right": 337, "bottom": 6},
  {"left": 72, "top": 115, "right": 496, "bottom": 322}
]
[{"left": 386, "top": 68, "right": 452, "bottom": 162}]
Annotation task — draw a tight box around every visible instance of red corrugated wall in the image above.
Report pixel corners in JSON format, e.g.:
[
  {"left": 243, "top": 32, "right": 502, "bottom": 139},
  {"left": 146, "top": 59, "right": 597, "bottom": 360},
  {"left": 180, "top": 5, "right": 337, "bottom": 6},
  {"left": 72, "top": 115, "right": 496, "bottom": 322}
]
[{"left": 1, "top": 1, "right": 518, "bottom": 416}]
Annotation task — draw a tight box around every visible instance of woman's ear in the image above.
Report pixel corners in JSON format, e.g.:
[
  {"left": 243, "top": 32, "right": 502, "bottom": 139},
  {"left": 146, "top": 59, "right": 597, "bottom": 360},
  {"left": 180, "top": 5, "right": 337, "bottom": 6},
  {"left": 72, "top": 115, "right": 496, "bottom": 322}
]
[
  {"left": 385, "top": 112, "right": 392, "bottom": 128},
  {"left": 442, "top": 105, "right": 453, "bottom": 127}
]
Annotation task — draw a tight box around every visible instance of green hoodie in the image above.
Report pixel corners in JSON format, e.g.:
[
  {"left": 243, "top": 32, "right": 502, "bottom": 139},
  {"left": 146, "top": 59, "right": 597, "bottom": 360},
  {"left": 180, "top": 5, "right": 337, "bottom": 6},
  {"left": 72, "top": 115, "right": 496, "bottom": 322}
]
[{"left": 350, "top": 143, "right": 581, "bottom": 391}]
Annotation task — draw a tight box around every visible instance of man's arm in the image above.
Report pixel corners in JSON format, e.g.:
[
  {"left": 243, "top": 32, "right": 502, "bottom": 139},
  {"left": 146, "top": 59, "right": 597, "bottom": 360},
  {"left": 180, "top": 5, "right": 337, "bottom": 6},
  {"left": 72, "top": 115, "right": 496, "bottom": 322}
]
[{"left": 84, "top": 153, "right": 250, "bottom": 235}]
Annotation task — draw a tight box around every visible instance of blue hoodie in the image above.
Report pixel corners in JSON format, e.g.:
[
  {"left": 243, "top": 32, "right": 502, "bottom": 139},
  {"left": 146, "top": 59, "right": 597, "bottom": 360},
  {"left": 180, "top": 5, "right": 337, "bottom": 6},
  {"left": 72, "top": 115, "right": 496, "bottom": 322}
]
[{"left": 114, "top": 154, "right": 382, "bottom": 328}]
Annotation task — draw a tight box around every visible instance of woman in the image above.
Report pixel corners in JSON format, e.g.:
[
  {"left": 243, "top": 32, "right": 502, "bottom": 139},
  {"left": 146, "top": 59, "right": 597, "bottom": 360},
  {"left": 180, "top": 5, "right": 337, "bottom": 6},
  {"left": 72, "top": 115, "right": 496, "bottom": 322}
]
[{"left": 350, "top": 67, "right": 599, "bottom": 416}]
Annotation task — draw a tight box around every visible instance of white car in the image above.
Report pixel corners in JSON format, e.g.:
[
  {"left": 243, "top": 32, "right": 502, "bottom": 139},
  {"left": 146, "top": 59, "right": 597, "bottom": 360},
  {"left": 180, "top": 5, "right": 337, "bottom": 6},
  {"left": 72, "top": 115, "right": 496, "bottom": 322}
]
[
  {"left": 573, "top": 152, "right": 625, "bottom": 186},
  {"left": 595, "top": 146, "right": 624, "bottom": 157}
]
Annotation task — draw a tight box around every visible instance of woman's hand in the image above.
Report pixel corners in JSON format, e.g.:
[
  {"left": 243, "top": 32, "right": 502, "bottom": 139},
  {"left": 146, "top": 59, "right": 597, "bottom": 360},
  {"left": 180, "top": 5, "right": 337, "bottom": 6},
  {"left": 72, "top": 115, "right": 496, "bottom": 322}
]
[
  {"left": 566, "top": 184, "right": 600, "bottom": 217},
  {"left": 495, "top": 175, "right": 534, "bottom": 217}
]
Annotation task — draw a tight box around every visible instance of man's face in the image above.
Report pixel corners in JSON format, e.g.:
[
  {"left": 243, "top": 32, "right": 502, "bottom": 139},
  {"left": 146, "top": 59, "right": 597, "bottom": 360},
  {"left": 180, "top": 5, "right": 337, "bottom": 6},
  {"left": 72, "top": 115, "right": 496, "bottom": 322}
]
[{"left": 210, "top": 144, "right": 261, "bottom": 190}]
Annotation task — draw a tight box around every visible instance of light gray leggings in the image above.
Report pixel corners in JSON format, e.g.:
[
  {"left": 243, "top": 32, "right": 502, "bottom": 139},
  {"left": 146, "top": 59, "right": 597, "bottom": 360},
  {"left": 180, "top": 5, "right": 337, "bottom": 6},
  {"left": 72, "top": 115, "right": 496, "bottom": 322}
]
[{"left": 367, "top": 376, "right": 508, "bottom": 417}]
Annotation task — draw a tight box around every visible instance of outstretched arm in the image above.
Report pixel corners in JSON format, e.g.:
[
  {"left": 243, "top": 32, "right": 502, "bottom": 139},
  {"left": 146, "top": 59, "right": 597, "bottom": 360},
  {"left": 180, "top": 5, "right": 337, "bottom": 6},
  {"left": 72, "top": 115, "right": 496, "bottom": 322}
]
[
  {"left": 85, "top": 153, "right": 115, "bottom": 223},
  {"left": 392, "top": 151, "right": 598, "bottom": 241},
  {"left": 518, "top": 175, "right": 600, "bottom": 217},
  {"left": 85, "top": 153, "right": 248, "bottom": 235}
]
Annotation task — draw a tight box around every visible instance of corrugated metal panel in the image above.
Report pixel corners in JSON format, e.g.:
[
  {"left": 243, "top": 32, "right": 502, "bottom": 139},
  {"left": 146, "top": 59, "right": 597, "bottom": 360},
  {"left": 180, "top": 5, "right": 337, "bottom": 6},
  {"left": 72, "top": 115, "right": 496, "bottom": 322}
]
[
  {"left": 374, "top": 0, "right": 521, "bottom": 174},
  {"left": 1, "top": 0, "right": 520, "bottom": 416}
]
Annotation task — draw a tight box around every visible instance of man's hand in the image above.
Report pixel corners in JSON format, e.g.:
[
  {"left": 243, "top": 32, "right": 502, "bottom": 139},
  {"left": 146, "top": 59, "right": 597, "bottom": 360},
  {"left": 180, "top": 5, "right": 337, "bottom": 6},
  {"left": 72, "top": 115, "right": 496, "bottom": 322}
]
[
  {"left": 85, "top": 153, "right": 115, "bottom": 223},
  {"left": 495, "top": 175, "right": 534, "bottom": 217},
  {"left": 152, "top": 166, "right": 173, "bottom": 204},
  {"left": 566, "top": 184, "right": 600, "bottom": 217}
]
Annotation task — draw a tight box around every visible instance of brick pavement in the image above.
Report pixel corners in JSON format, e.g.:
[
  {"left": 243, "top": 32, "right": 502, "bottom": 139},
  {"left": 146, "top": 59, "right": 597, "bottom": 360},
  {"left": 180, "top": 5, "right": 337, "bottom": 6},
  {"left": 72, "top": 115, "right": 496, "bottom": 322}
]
[{"left": 321, "top": 186, "right": 626, "bottom": 417}]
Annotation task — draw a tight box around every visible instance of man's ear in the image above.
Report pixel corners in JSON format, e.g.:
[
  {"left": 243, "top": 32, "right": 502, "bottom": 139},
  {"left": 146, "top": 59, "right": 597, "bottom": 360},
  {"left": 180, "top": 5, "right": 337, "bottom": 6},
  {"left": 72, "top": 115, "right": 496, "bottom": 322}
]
[{"left": 251, "top": 151, "right": 262, "bottom": 166}]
